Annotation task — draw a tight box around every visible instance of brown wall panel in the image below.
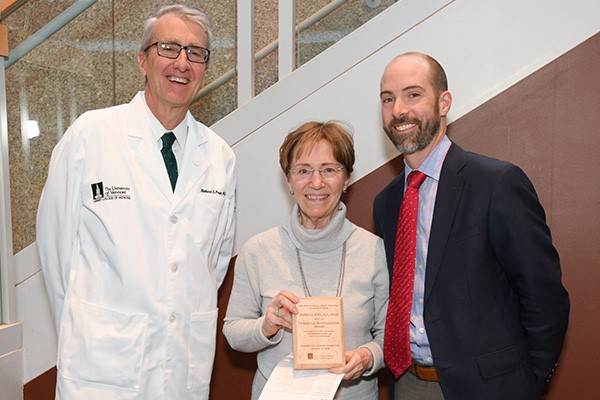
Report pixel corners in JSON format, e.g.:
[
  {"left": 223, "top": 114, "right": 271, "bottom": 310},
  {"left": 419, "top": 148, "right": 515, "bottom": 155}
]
[
  {"left": 345, "top": 32, "right": 600, "bottom": 399},
  {"left": 210, "top": 257, "right": 257, "bottom": 399}
]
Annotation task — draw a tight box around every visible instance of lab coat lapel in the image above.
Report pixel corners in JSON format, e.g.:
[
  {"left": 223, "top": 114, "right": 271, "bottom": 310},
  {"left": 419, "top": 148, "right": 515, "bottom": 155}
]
[
  {"left": 171, "top": 115, "right": 209, "bottom": 205},
  {"left": 126, "top": 94, "right": 174, "bottom": 200},
  {"left": 424, "top": 144, "right": 466, "bottom": 302}
]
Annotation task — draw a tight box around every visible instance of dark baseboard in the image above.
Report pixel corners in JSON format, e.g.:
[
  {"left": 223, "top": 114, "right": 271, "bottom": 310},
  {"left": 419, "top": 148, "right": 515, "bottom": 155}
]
[{"left": 24, "top": 367, "right": 56, "bottom": 400}]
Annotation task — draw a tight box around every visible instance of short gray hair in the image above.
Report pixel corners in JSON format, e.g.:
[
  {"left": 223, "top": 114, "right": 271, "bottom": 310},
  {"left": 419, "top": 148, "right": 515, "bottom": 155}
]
[{"left": 139, "top": 4, "right": 213, "bottom": 53}]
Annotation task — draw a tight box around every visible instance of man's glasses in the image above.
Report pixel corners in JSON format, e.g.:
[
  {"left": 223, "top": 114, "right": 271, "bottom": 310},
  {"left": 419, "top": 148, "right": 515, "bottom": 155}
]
[
  {"left": 144, "top": 41, "right": 210, "bottom": 64},
  {"left": 289, "top": 165, "right": 345, "bottom": 181}
]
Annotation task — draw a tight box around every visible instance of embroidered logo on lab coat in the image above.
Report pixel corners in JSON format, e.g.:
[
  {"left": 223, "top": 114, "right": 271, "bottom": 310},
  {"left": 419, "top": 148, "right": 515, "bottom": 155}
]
[{"left": 92, "top": 182, "right": 132, "bottom": 202}]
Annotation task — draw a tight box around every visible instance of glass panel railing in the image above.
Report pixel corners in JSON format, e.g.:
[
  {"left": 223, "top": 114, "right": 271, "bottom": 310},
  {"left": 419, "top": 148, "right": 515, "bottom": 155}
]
[
  {"left": 2, "top": 0, "right": 236, "bottom": 253},
  {"left": 254, "top": 1, "right": 279, "bottom": 97},
  {"left": 190, "top": 77, "right": 236, "bottom": 127},
  {"left": 191, "top": 1, "right": 236, "bottom": 126},
  {"left": 297, "top": 0, "right": 395, "bottom": 66},
  {"left": 234, "top": 0, "right": 396, "bottom": 101}
]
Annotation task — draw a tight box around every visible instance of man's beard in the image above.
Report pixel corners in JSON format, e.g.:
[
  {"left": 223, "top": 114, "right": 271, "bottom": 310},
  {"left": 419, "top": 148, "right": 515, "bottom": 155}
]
[{"left": 384, "top": 106, "right": 440, "bottom": 155}]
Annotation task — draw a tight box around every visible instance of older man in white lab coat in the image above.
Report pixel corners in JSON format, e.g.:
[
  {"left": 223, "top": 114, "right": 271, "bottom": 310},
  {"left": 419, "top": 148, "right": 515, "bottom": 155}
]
[{"left": 36, "top": 5, "right": 235, "bottom": 400}]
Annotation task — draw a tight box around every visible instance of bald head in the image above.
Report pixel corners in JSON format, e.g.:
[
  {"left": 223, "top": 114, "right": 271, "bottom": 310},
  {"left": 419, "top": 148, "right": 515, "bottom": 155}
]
[{"left": 383, "top": 52, "right": 448, "bottom": 96}]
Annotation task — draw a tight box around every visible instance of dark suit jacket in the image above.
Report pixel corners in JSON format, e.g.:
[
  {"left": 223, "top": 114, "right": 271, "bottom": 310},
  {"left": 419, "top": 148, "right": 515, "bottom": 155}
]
[{"left": 373, "top": 143, "right": 569, "bottom": 400}]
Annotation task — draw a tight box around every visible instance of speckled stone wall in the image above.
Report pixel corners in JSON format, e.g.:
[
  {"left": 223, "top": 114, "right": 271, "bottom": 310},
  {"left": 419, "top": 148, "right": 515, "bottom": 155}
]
[{"left": 3, "top": 0, "right": 237, "bottom": 253}]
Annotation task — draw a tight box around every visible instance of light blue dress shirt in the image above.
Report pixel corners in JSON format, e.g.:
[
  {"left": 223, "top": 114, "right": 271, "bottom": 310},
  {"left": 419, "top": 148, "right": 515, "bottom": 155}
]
[{"left": 403, "top": 135, "right": 451, "bottom": 366}]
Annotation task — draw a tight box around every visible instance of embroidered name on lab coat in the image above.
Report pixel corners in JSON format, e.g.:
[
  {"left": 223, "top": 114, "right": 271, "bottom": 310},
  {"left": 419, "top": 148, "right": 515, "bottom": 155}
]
[{"left": 201, "top": 188, "right": 226, "bottom": 196}]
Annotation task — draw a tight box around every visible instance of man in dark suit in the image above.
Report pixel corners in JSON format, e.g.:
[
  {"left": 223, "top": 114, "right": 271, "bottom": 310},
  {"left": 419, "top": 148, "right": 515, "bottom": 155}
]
[{"left": 373, "top": 52, "right": 569, "bottom": 400}]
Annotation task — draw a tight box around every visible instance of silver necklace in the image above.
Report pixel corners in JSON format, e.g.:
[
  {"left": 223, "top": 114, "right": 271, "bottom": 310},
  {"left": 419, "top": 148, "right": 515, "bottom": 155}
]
[{"left": 295, "top": 241, "right": 346, "bottom": 297}]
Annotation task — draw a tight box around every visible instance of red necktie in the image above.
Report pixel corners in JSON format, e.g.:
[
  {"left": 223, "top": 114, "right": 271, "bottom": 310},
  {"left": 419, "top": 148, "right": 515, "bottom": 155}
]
[{"left": 384, "top": 170, "right": 427, "bottom": 379}]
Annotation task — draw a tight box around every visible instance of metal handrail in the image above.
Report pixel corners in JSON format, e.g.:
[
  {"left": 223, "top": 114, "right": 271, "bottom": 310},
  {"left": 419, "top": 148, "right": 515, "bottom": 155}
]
[{"left": 4, "top": 0, "right": 97, "bottom": 68}]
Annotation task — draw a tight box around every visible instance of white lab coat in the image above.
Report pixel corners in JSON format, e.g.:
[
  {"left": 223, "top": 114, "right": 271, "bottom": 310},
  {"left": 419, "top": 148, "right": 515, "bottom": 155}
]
[{"left": 36, "top": 92, "right": 236, "bottom": 400}]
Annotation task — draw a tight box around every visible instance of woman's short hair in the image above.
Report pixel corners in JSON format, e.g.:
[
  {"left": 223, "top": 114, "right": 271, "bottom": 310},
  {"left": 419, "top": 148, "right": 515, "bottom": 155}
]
[
  {"left": 279, "top": 121, "right": 355, "bottom": 177},
  {"left": 139, "top": 4, "right": 213, "bottom": 54}
]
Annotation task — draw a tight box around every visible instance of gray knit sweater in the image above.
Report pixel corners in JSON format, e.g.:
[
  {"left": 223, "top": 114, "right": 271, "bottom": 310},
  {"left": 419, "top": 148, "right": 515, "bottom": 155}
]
[{"left": 223, "top": 203, "right": 389, "bottom": 399}]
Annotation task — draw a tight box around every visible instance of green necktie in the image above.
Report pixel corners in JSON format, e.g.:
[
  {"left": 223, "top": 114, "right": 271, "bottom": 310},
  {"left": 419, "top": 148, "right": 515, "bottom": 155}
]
[{"left": 161, "top": 132, "right": 178, "bottom": 191}]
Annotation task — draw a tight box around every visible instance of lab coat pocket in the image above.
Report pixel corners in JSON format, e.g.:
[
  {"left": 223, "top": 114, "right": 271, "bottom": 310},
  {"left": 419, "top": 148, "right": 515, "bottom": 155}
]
[
  {"left": 187, "top": 309, "right": 218, "bottom": 391},
  {"left": 195, "top": 193, "right": 229, "bottom": 244},
  {"left": 59, "top": 299, "right": 148, "bottom": 391}
]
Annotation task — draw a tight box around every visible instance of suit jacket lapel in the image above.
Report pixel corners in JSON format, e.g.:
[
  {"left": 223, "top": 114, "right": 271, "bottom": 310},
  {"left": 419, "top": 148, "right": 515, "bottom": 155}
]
[
  {"left": 380, "top": 173, "right": 406, "bottom": 276},
  {"left": 389, "top": 176, "right": 406, "bottom": 239},
  {"left": 424, "top": 144, "right": 466, "bottom": 301}
]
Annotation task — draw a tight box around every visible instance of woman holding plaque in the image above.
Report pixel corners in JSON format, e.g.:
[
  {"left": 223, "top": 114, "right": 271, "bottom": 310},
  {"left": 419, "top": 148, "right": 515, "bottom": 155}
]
[{"left": 223, "top": 121, "right": 389, "bottom": 399}]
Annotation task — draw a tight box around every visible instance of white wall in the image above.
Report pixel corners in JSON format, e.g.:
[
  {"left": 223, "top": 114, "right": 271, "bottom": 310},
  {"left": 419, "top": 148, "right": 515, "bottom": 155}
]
[
  {"left": 9, "top": 0, "right": 600, "bottom": 386},
  {"left": 0, "top": 323, "right": 23, "bottom": 399},
  {"left": 215, "top": 0, "right": 600, "bottom": 256}
]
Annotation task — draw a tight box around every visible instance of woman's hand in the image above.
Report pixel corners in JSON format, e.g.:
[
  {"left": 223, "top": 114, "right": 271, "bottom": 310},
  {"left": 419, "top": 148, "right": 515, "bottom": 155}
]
[
  {"left": 262, "top": 290, "right": 300, "bottom": 338},
  {"left": 329, "top": 347, "right": 374, "bottom": 380}
]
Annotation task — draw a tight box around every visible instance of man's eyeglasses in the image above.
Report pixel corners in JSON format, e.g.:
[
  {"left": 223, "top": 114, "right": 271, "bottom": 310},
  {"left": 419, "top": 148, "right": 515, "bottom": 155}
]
[
  {"left": 144, "top": 41, "right": 210, "bottom": 64},
  {"left": 289, "top": 165, "right": 345, "bottom": 181}
]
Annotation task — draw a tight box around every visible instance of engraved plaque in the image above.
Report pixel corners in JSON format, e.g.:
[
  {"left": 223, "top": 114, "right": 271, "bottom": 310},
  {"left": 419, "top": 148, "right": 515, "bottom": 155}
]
[{"left": 292, "top": 297, "right": 345, "bottom": 369}]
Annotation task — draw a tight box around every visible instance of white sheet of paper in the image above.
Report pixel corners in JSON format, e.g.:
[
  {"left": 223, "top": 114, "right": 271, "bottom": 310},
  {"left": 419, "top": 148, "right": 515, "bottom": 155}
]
[{"left": 258, "top": 353, "right": 344, "bottom": 400}]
